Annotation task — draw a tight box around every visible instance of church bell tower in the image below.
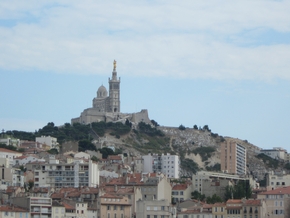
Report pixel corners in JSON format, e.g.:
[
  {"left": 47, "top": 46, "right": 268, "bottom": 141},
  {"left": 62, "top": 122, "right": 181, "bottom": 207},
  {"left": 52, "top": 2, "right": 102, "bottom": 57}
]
[{"left": 108, "top": 60, "right": 121, "bottom": 113}]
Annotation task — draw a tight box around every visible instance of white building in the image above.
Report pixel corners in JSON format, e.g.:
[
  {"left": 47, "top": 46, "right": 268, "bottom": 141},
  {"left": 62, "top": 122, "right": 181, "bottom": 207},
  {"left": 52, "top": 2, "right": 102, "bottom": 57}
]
[
  {"left": 35, "top": 136, "right": 58, "bottom": 148},
  {"left": 260, "top": 147, "right": 287, "bottom": 160},
  {"left": 0, "top": 148, "right": 22, "bottom": 167},
  {"left": 34, "top": 159, "right": 99, "bottom": 188},
  {"left": 0, "top": 138, "right": 20, "bottom": 147},
  {"left": 13, "top": 155, "right": 45, "bottom": 166},
  {"left": 142, "top": 153, "right": 180, "bottom": 179}
]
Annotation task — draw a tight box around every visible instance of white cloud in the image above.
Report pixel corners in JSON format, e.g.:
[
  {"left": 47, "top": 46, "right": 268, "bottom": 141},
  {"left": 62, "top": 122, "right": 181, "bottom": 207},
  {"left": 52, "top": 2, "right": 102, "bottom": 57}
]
[{"left": 0, "top": 0, "right": 290, "bottom": 81}]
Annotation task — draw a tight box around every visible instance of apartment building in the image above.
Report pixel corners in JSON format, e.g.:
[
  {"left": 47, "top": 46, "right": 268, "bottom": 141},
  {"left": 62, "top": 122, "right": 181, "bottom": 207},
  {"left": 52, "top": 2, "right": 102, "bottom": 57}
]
[
  {"left": 0, "top": 148, "right": 22, "bottom": 167},
  {"left": 0, "top": 205, "right": 30, "bottom": 218},
  {"left": 192, "top": 171, "right": 255, "bottom": 197},
  {"left": 220, "top": 140, "right": 246, "bottom": 175},
  {"left": 35, "top": 136, "right": 58, "bottom": 148},
  {"left": 142, "top": 153, "right": 180, "bottom": 179},
  {"left": 136, "top": 199, "right": 176, "bottom": 218},
  {"left": 0, "top": 166, "right": 24, "bottom": 187},
  {"left": 33, "top": 159, "right": 99, "bottom": 188},
  {"left": 267, "top": 172, "right": 290, "bottom": 190},
  {"left": 100, "top": 194, "right": 131, "bottom": 218},
  {"left": 13, "top": 196, "right": 52, "bottom": 218},
  {"left": 257, "top": 186, "right": 290, "bottom": 218},
  {"left": 171, "top": 183, "right": 192, "bottom": 203},
  {"left": 260, "top": 147, "right": 287, "bottom": 160}
]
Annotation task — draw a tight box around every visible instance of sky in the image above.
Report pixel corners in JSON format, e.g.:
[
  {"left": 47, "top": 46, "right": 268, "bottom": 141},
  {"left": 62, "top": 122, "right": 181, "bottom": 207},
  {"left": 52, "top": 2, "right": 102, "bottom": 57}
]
[{"left": 0, "top": 1, "right": 290, "bottom": 151}]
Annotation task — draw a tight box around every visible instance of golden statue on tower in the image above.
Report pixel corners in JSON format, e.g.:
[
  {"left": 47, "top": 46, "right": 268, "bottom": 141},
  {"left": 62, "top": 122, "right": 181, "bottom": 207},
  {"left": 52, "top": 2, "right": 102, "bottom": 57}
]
[{"left": 113, "top": 60, "right": 117, "bottom": 71}]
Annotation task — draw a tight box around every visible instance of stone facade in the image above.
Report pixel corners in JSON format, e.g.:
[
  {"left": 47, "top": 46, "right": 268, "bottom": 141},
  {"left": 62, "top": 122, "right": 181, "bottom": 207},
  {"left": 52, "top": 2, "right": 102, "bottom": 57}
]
[{"left": 71, "top": 60, "right": 151, "bottom": 125}]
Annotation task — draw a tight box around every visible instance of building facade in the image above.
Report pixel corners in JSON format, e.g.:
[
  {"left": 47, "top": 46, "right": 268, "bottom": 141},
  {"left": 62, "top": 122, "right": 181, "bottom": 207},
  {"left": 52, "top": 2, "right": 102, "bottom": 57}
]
[
  {"left": 142, "top": 153, "right": 180, "bottom": 179},
  {"left": 33, "top": 159, "right": 99, "bottom": 188},
  {"left": 71, "top": 60, "right": 151, "bottom": 125},
  {"left": 220, "top": 140, "right": 246, "bottom": 175}
]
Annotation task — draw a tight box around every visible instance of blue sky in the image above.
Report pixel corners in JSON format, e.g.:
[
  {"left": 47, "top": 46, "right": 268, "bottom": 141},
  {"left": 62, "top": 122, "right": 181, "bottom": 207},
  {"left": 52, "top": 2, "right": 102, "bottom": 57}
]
[{"left": 1, "top": 1, "right": 290, "bottom": 151}]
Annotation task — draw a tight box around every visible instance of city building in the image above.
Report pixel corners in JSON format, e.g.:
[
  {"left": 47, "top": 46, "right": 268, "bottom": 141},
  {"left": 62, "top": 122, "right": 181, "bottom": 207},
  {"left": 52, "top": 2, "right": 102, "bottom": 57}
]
[
  {"left": 35, "top": 136, "right": 58, "bottom": 149},
  {"left": 266, "top": 171, "right": 290, "bottom": 190},
  {"left": 13, "top": 196, "right": 52, "bottom": 218},
  {"left": 220, "top": 140, "right": 246, "bottom": 175},
  {"left": 257, "top": 186, "right": 290, "bottom": 218},
  {"left": 0, "top": 205, "right": 30, "bottom": 218},
  {"left": 192, "top": 171, "right": 256, "bottom": 198},
  {"left": 260, "top": 147, "right": 287, "bottom": 160},
  {"left": 33, "top": 159, "right": 99, "bottom": 188},
  {"left": 142, "top": 153, "right": 180, "bottom": 179},
  {"left": 100, "top": 194, "right": 131, "bottom": 218},
  {"left": 0, "top": 138, "right": 20, "bottom": 147},
  {"left": 0, "top": 148, "right": 22, "bottom": 167},
  {"left": 136, "top": 199, "right": 176, "bottom": 218},
  {"left": 171, "top": 183, "right": 192, "bottom": 203}
]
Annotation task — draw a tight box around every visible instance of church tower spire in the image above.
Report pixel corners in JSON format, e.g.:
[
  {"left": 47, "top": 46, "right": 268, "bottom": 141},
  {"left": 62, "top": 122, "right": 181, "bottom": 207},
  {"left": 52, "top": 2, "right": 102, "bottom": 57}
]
[{"left": 108, "top": 60, "right": 121, "bottom": 113}]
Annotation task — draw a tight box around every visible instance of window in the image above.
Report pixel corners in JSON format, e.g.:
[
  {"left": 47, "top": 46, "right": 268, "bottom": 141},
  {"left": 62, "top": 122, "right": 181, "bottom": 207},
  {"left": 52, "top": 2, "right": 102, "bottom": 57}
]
[
  {"left": 107, "top": 206, "right": 110, "bottom": 210},
  {"left": 161, "top": 206, "right": 165, "bottom": 210},
  {"left": 147, "top": 216, "right": 150, "bottom": 218},
  {"left": 120, "top": 206, "right": 124, "bottom": 210},
  {"left": 147, "top": 206, "right": 150, "bottom": 211},
  {"left": 114, "top": 205, "right": 117, "bottom": 210},
  {"left": 154, "top": 207, "right": 157, "bottom": 211}
]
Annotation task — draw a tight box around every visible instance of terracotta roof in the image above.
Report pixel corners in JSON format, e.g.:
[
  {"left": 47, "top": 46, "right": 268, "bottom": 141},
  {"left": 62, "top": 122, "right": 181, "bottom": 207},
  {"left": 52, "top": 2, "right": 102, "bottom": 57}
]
[
  {"left": 101, "top": 193, "right": 123, "bottom": 199},
  {"left": 172, "top": 184, "right": 189, "bottom": 190},
  {"left": 14, "top": 155, "right": 28, "bottom": 160},
  {"left": 62, "top": 202, "right": 75, "bottom": 210},
  {"left": 259, "top": 186, "right": 290, "bottom": 195},
  {"left": 0, "top": 148, "right": 21, "bottom": 154},
  {"left": 244, "top": 199, "right": 261, "bottom": 206},
  {"left": 226, "top": 199, "right": 242, "bottom": 204},
  {"left": 108, "top": 155, "right": 122, "bottom": 160},
  {"left": 0, "top": 205, "right": 28, "bottom": 212}
]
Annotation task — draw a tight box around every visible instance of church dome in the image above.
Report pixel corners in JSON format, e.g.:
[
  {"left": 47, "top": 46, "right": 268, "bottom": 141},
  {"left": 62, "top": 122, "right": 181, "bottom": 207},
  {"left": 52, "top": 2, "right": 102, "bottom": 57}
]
[{"left": 97, "top": 85, "right": 108, "bottom": 98}]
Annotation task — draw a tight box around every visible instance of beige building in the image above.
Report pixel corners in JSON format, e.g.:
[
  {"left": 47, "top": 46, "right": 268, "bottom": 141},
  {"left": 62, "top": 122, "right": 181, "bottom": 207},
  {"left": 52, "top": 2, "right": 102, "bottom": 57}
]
[
  {"left": 257, "top": 186, "right": 290, "bottom": 218},
  {"left": 0, "top": 205, "right": 30, "bottom": 218},
  {"left": 267, "top": 171, "right": 290, "bottom": 190},
  {"left": 171, "top": 183, "right": 192, "bottom": 203},
  {"left": 100, "top": 193, "right": 131, "bottom": 218},
  {"left": 220, "top": 140, "right": 246, "bottom": 175},
  {"left": 136, "top": 199, "right": 176, "bottom": 218},
  {"left": 212, "top": 202, "right": 226, "bottom": 218}
]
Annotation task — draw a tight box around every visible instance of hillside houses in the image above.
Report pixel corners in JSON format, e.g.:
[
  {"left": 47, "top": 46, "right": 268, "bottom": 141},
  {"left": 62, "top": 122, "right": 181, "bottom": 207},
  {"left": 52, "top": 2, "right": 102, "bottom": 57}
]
[{"left": 1, "top": 145, "right": 290, "bottom": 218}]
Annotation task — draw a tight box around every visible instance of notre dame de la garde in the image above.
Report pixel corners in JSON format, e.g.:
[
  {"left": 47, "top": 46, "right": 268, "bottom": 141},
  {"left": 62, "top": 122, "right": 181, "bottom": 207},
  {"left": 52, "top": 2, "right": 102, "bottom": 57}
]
[{"left": 71, "top": 60, "right": 151, "bottom": 126}]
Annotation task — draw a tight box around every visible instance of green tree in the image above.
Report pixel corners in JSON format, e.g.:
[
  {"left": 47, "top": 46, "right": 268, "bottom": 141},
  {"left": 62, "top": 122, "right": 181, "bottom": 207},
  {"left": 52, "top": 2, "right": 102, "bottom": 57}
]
[
  {"left": 178, "top": 124, "right": 186, "bottom": 130},
  {"left": 151, "top": 120, "right": 159, "bottom": 127},
  {"left": 191, "top": 191, "right": 206, "bottom": 201},
  {"left": 206, "top": 194, "right": 223, "bottom": 204},
  {"left": 99, "top": 147, "right": 115, "bottom": 159},
  {"left": 78, "top": 140, "right": 96, "bottom": 152},
  {"left": 91, "top": 156, "right": 99, "bottom": 162},
  {"left": 193, "top": 125, "right": 198, "bottom": 130},
  {"left": 224, "top": 181, "right": 252, "bottom": 201}
]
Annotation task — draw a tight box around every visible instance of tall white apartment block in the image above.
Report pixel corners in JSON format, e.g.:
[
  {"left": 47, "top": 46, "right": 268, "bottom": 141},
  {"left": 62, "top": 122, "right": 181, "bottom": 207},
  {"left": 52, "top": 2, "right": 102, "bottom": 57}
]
[{"left": 142, "top": 153, "right": 180, "bottom": 179}]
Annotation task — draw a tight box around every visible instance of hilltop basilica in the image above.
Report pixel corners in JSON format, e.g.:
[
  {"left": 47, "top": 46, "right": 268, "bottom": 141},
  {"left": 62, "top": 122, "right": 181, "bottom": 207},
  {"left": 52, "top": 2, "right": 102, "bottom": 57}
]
[{"left": 71, "top": 60, "right": 150, "bottom": 125}]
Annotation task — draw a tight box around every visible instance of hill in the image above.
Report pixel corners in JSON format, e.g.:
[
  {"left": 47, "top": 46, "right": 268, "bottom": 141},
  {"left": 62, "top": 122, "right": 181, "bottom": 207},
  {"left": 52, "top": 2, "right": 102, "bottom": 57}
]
[{"left": 2, "top": 121, "right": 288, "bottom": 182}]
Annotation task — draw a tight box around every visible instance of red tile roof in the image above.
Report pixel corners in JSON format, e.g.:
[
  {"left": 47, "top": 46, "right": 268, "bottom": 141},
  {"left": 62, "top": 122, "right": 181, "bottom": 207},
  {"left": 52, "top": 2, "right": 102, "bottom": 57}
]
[
  {"left": 259, "top": 186, "right": 290, "bottom": 195},
  {"left": 172, "top": 184, "right": 189, "bottom": 190},
  {"left": 0, "top": 205, "right": 28, "bottom": 212},
  {"left": 0, "top": 148, "right": 21, "bottom": 154},
  {"left": 108, "top": 155, "right": 122, "bottom": 160}
]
